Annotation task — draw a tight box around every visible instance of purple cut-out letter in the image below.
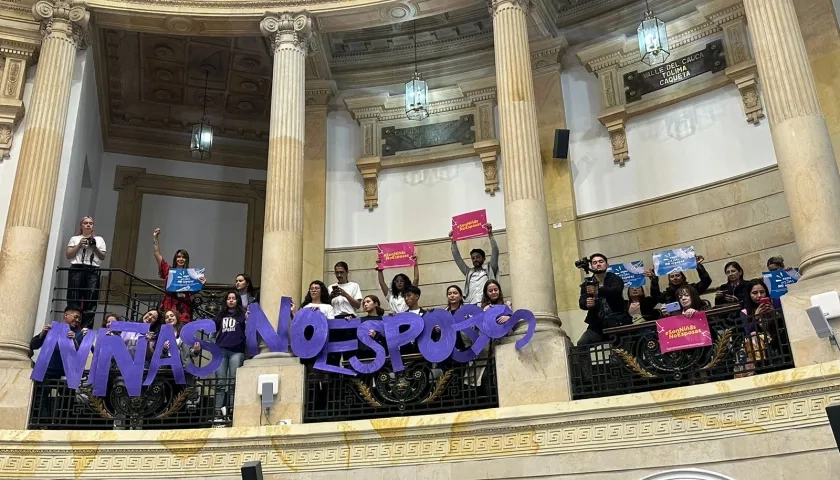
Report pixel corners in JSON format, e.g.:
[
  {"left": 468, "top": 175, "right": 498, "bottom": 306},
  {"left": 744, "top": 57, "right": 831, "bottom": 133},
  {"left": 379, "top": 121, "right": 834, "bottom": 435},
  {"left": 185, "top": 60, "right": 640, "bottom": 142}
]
[
  {"left": 313, "top": 319, "right": 362, "bottom": 375},
  {"left": 348, "top": 320, "right": 386, "bottom": 374},
  {"left": 289, "top": 308, "right": 329, "bottom": 359},
  {"left": 245, "top": 299, "right": 290, "bottom": 357},
  {"left": 384, "top": 312, "right": 424, "bottom": 372},
  {"left": 181, "top": 319, "right": 221, "bottom": 377},
  {"left": 417, "top": 309, "right": 456, "bottom": 363},
  {"left": 145, "top": 324, "right": 185, "bottom": 385},
  {"left": 510, "top": 309, "right": 537, "bottom": 350},
  {"left": 92, "top": 321, "right": 148, "bottom": 397},
  {"left": 30, "top": 322, "right": 95, "bottom": 390},
  {"left": 450, "top": 305, "right": 484, "bottom": 363}
]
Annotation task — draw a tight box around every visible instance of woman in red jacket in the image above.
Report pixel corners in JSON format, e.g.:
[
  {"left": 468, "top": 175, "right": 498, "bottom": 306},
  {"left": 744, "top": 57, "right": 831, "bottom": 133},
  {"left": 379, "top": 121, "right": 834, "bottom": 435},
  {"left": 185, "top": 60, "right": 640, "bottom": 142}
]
[{"left": 152, "top": 228, "right": 205, "bottom": 324}]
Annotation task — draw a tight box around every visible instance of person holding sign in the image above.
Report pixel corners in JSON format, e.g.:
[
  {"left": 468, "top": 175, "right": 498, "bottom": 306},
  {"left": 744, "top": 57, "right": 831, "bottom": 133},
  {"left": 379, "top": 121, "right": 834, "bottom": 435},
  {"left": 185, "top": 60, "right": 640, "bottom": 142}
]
[
  {"left": 449, "top": 223, "right": 499, "bottom": 305},
  {"left": 152, "top": 228, "right": 205, "bottom": 324},
  {"left": 647, "top": 254, "right": 711, "bottom": 305},
  {"left": 66, "top": 217, "right": 106, "bottom": 329},
  {"left": 375, "top": 255, "right": 419, "bottom": 313}
]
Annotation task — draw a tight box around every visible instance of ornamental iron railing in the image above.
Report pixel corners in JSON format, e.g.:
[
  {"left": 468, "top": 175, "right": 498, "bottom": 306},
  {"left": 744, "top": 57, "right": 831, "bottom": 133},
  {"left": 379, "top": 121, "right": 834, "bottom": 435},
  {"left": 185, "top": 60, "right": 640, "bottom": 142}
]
[
  {"left": 304, "top": 348, "right": 499, "bottom": 423},
  {"left": 569, "top": 306, "right": 794, "bottom": 400},
  {"left": 28, "top": 370, "right": 233, "bottom": 430}
]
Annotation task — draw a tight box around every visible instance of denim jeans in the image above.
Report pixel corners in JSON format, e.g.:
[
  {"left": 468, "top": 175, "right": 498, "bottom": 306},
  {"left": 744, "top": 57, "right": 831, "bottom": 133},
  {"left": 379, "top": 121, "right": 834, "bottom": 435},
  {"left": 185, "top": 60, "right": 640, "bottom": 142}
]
[{"left": 214, "top": 348, "right": 244, "bottom": 410}]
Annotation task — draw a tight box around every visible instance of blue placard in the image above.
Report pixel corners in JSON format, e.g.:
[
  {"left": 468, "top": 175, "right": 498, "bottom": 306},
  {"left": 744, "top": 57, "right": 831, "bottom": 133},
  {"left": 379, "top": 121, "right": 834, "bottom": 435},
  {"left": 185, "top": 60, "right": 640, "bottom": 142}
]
[
  {"left": 762, "top": 269, "right": 800, "bottom": 299},
  {"left": 608, "top": 261, "right": 646, "bottom": 287},
  {"left": 652, "top": 247, "right": 697, "bottom": 276},
  {"left": 166, "top": 268, "right": 205, "bottom": 292}
]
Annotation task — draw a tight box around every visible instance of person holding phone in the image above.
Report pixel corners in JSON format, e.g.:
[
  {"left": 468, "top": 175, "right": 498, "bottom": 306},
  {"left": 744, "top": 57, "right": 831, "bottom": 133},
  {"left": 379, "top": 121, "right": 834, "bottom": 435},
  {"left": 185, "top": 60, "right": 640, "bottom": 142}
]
[
  {"left": 736, "top": 279, "right": 775, "bottom": 377},
  {"left": 715, "top": 261, "right": 748, "bottom": 307},
  {"left": 328, "top": 262, "right": 363, "bottom": 318}
]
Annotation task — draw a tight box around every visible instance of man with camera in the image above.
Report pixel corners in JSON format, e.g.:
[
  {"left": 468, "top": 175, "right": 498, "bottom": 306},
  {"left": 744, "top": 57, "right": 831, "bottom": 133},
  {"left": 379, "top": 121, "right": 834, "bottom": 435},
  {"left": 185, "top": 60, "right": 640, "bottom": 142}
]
[{"left": 577, "top": 253, "right": 628, "bottom": 347}]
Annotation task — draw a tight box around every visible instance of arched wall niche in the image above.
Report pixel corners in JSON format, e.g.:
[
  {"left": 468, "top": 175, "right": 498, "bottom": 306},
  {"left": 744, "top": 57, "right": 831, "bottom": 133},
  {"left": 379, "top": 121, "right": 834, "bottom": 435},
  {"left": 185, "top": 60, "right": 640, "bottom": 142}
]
[{"left": 641, "top": 469, "right": 737, "bottom": 480}]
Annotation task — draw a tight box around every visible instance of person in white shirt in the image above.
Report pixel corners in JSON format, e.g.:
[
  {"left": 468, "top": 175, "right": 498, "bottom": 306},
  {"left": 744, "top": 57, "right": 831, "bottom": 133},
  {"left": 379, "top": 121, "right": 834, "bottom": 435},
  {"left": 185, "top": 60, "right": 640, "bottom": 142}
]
[
  {"left": 66, "top": 217, "right": 107, "bottom": 329},
  {"left": 449, "top": 223, "right": 499, "bottom": 305},
  {"left": 375, "top": 255, "right": 420, "bottom": 313},
  {"left": 328, "top": 262, "right": 363, "bottom": 318},
  {"left": 299, "top": 281, "right": 336, "bottom": 319}
]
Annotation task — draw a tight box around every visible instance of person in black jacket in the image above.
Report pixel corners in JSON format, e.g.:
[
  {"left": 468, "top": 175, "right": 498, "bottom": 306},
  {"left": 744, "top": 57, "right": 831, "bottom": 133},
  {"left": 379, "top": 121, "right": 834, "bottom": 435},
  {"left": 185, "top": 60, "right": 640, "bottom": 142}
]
[
  {"left": 626, "top": 286, "right": 660, "bottom": 323},
  {"left": 646, "top": 254, "right": 712, "bottom": 305},
  {"left": 577, "top": 253, "right": 627, "bottom": 346},
  {"left": 714, "top": 261, "right": 748, "bottom": 307}
]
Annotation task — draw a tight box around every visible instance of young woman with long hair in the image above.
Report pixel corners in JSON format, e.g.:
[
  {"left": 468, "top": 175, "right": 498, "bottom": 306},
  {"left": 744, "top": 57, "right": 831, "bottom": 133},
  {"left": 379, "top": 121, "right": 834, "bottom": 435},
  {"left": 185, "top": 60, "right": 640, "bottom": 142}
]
[
  {"left": 375, "top": 254, "right": 420, "bottom": 313},
  {"left": 674, "top": 285, "right": 707, "bottom": 317},
  {"left": 234, "top": 273, "right": 259, "bottom": 308},
  {"left": 66, "top": 216, "right": 106, "bottom": 329},
  {"left": 481, "top": 280, "right": 511, "bottom": 325},
  {"left": 626, "top": 286, "right": 659, "bottom": 323},
  {"left": 213, "top": 291, "right": 247, "bottom": 418},
  {"left": 300, "top": 281, "right": 336, "bottom": 319},
  {"left": 152, "top": 228, "right": 205, "bottom": 324},
  {"left": 444, "top": 285, "right": 465, "bottom": 314}
]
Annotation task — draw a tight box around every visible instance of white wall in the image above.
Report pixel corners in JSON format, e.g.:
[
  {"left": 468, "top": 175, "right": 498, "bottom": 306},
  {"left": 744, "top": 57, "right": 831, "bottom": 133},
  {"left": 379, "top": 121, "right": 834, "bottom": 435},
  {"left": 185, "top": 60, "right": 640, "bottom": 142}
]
[
  {"left": 562, "top": 63, "right": 778, "bottom": 215},
  {"left": 133, "top": 195, "right": 248, "bottom": 281},
  {"left": 94, "top": 152, "right": 266, "bottom": 283},
  {"left": 325, "top": 109, "right": 506, "bottom": 248}
]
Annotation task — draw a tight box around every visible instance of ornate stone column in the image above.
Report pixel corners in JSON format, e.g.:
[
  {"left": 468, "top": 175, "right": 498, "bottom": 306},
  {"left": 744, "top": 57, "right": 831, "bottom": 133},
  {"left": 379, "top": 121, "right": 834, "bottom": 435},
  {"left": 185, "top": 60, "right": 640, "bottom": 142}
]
[
  {"left": 233, "top": 11, "right": 313, "bottom": 427},
  {"left": 0, "top": 0, "right": 88, "bottom": 428},
  {"left": 488, "top": 0, "right": 571, "bottom": 406},
  {"left": 743, "top": 0, "right": 840, "bottom": 365}
]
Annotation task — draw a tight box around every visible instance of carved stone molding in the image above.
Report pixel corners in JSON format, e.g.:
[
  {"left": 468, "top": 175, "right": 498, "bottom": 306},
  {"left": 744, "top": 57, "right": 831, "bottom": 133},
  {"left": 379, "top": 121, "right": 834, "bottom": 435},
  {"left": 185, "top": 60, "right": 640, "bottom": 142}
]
[
  {"left": 0, "top": 22, "right": 40, "bottom": 159},
  {"left": 345, "top": 77, "right": 498, "bottom": 210},
  {"left": 111, "top": 166, "right": 266, "bottom": 287},
  {"left": 576, "top": 0, "right": 763, "bottom": 166},
  {"left": 260, "top": 12, "right": 315, "bottom": 57},
  {"left": 599, "top": 107, "right": 628, "bottom": 166},
  {"left": 305, "top": 79, "right": 336, "bottom": 107},
  {"left": 33, "top": 0, "right": 91, "bottom": 49}
]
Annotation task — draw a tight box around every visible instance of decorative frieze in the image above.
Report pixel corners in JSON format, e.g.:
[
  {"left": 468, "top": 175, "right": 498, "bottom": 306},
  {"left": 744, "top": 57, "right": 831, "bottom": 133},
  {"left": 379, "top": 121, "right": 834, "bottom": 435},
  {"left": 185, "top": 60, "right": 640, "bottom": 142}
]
[
  {"left": 577, "top": 0, "right": 765, "bottom": 166},
  {"left": 0, "top": 22, "right": 40, "bottom": 159},
  {"left": 344, "top": 77, "right": 499, "bottom": 210}
]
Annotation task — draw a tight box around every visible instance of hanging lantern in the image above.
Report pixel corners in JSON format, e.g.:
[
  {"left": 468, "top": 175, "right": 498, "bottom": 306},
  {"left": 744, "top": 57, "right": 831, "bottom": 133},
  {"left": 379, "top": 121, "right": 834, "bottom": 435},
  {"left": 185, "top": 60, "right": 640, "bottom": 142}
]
[
  {"left": 190, "top": 68, "right": 213, "bottom": 160},
  {"left": 405, "top": 72, "right": 429, "bottom": 121},
  {"left": 405, "top": 20, "right": 430, "bottom": 121},
  {"left": 637, "top": 7, "right": 669, "bottom": 66},
  {"left": 190, "top": 116, "right": 213, "bottom": 160}
]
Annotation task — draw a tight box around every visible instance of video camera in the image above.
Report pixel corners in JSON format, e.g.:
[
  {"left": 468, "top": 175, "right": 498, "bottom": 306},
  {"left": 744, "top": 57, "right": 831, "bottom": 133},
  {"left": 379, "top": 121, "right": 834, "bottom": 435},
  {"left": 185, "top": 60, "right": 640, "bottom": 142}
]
[{"left": 575, "top": 257, "right": 598, "bottom": 294}]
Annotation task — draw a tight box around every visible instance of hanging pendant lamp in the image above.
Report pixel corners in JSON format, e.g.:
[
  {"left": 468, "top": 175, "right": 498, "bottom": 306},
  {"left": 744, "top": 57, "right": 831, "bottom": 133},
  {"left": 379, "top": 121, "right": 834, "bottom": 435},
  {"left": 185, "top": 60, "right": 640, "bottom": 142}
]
[
  {"left": 190, "top": 67, "right": 213, "bottom": 160},
  {"left": 405, "top": 20, "right": 429, "bottom": 121},
  {"left": 637, "top": 0, "right": 670, "bottom": 66}
]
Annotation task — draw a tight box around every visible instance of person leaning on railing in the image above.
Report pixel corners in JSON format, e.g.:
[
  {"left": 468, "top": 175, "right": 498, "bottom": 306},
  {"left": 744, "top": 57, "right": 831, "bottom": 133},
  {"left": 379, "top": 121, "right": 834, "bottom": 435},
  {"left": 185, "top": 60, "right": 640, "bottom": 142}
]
[
  {"left": 714, "top": 261, "right": 748, "bottom": 308},
  {"left": 152, "top": 228, "right": 205, "bottom": 324},
  {"left": 66, "top": 216, "right": 106, "bottom": 329}
]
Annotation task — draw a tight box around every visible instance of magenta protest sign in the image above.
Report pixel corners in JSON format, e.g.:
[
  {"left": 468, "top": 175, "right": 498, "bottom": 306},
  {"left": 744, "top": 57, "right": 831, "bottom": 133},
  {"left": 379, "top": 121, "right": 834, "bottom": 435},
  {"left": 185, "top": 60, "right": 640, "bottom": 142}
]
[
  {"left": 656, "top": 312, "right": 713, "bottom": 353},
  {"left": 377, "top": 242, "right": 415, "bottom": 269},
  {"left": 451, "top": 209, "right": 488, "bottom": 241}
]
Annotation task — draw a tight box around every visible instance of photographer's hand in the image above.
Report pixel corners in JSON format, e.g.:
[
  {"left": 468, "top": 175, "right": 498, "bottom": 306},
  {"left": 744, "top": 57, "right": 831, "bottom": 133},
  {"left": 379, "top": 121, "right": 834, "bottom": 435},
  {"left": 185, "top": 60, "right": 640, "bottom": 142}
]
[
  {"left": 585, "top": 297, "right": 595, "bottom": 308},
  {"left": 585, "top": 285, "right": 596, "bottom": 295}
]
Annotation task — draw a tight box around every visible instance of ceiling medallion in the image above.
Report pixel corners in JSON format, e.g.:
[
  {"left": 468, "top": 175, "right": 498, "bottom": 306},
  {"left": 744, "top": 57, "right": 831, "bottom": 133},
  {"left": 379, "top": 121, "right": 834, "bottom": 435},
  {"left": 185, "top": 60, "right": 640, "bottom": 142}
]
[
  {"left": 240, "top": 81, "right": 258, "bottom": 92},
  {"left": 197, "top": 94, "right": 214, "bottom": 107},
  {"left": 165, "top": 16, "right": 193, "bottom": 34},
  {"left": 154, "top": 46, "right": 174, "bottom": 58},
  {"left": 154, "top": 89, "right": 172, "bottom": 101},
  {"left": 241, "top": 58, "right": 260, "bottom": 70},
  {"left": 237, "top": 101, "right": 254, "bottom": 111},
  {"left": 156, "top": 69, "right": 173, "bottom": 81},
  {"left": 389, "top": 6, "right": 409, "bottom": 19}
]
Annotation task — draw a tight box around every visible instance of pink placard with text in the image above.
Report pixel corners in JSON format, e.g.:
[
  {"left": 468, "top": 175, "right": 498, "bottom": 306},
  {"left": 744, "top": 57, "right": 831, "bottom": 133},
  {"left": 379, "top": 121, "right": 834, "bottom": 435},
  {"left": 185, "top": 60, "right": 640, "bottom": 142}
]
[
  {"left": 377, "top": 242, "right": 416, "bottom": 269},
  {"left": 451, "top": 209, "right": 488, "bottom": 241},
  {"left": 656, "top": 312, "right": 713, "bottom": 353}
]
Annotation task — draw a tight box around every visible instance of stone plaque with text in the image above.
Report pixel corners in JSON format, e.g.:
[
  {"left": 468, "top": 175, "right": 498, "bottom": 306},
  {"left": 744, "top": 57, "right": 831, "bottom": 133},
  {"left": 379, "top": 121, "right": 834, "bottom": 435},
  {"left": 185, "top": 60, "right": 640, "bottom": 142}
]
[
  {"left": 624, "top": 40, "right": 726, "bottom": 103},
  {"left": 381, "top": 115, "right": 475, "bottom": 157}
]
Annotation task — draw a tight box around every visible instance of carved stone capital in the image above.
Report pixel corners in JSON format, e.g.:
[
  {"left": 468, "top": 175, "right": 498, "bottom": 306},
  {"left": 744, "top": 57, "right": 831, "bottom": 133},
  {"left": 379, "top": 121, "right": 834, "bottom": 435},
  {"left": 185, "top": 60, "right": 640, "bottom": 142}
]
[
  {"left": 305, "top": 80, "right": 337, "bottom": 107},
  {"left": 260, "top": 12, "right": 315, "bottom": 56},
  {"left": 726, "top": 61, "right": 764, "bottom": 125},
  {"left": 33, "top": 0, "right": 90, "bottom": 49},
  {"left": 475, "top": 139, "right": 501, "bottom": 195},
  {"left": 0, "top": 49, "right": 35, "bottom": 159},
  {"left": 487, "top": 0, "right": 532, "bottom": 16},
  {"left": 356, "top": 156, "right": 382, "bottom": 210},
  {"left": 599, "top": 107, "right": 628, "bottom": 166}
]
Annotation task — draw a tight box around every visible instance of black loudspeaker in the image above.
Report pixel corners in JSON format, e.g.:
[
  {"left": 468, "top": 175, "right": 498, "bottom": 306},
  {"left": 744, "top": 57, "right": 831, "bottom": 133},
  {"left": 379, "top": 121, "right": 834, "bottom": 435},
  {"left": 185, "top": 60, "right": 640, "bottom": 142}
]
[
  {"left": 553, "top": 129, "right": 570, "bottom": 159},
  {"left": 241, "top": 461, "right": 264, "bottom": 480},
  {"left": 828, "top": 403, "right": 840, "bottom": 452}
]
